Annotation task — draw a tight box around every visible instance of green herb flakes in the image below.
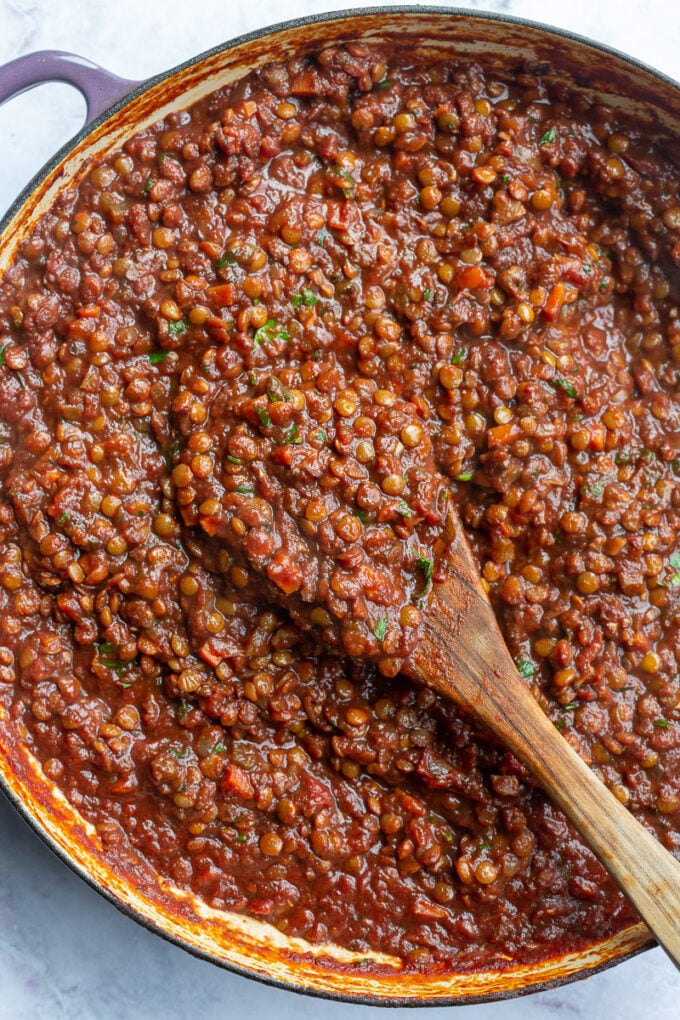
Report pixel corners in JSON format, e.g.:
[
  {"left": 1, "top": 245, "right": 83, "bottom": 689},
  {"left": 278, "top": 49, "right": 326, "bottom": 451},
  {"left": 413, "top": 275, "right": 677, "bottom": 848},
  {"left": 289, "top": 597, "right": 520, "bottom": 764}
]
[
  {"left": 167, "top": 319, "right": 188, "bottom": 338},
  {"left": 253, "top": 318, "right": 289, "bottom": 347},
  {"left": 417, "top": 554, "right": 434, "bottom": 596},
  {"left": 214, "top": 252, "right": 237, "bottom": 269},
  {"left": 292, "top": 288, "right": 319, "bottom": 308},
  {"left": 374, "top": 617, "right": 388, "bottom": 641},
  {"left": 551, "top": 377, "right": 577, "bottom": 399}
]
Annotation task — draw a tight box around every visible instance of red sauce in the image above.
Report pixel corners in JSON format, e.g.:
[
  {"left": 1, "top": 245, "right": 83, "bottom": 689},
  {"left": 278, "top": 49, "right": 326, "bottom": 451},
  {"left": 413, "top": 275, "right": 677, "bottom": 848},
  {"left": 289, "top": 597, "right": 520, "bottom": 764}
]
[{"left": 0, "top": 43, "right": 678, "bottom": 972}]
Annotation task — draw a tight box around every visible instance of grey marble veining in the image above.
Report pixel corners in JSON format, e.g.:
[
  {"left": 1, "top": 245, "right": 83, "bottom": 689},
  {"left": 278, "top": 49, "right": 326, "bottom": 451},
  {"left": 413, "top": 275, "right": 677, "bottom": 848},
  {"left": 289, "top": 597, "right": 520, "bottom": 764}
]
[{"left": 1, "top": 1, "right": 679, "bottom": 1017}]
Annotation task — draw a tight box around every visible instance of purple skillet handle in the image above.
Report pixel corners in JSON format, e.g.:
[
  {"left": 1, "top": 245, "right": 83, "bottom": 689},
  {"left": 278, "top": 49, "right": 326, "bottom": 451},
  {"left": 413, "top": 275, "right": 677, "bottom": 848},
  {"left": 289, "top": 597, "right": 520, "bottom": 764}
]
[{"left": 0, "top": 50, "right": 141, "bottom": 125}]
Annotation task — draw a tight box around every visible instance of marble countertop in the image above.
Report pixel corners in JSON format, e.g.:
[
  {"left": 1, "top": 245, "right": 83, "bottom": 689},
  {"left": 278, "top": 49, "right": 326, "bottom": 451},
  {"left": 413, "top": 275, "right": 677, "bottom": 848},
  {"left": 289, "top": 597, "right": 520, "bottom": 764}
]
[{"left": 1, "top": 1, "right": 679, "bottom": 1017}]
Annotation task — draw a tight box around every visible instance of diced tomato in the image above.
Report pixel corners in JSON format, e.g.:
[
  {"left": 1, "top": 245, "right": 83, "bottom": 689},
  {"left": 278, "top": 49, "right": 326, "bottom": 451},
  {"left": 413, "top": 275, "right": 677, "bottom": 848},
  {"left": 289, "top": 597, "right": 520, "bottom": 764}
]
[{"left": 222, "top": 765, "right": 255, "bottom": 799}]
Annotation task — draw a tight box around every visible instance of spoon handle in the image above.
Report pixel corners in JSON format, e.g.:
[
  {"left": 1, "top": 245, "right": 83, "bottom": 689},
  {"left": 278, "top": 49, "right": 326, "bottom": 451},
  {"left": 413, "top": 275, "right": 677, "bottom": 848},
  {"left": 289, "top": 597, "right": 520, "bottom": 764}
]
[{"left": 410, "top": 526, "right": 680, "bottom": 970}]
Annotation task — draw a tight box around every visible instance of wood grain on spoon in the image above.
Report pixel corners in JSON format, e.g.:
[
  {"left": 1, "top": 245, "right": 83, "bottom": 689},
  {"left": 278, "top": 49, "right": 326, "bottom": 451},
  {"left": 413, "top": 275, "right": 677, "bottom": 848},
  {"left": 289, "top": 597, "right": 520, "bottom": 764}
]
[{"left": 408, "top": 516, "right": 680, "bottom": 970}]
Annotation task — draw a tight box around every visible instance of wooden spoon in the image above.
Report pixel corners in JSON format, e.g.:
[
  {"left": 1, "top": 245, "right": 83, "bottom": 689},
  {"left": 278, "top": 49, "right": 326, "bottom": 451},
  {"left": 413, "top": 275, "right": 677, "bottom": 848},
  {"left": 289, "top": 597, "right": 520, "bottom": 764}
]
[{"left": 407, "top": 515, "right": 680, "bottom": 970}]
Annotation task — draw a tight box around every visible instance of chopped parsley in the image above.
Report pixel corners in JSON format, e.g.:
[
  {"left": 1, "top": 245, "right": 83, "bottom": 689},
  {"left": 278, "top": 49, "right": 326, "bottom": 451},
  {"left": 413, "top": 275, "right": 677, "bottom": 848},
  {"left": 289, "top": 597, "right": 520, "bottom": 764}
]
[
  {"left": 455, "top": 470, "right": 474, "bottom": 482},
  {"left": 669, "top": 551, "right": 680, "bottom": 586},
  {"left": 327, "top": 165, "right": 355, "bottom": 191},
  {"left": 423, "top": 288, "right": 433, "bottom": 301},
  {"left": 267, "top": 377, "right": 291, "bottom": 402},
  {"left": 451, "top": 347, "right": 467, "bottom": 365},
  {"left": 214, "top": 252, "right": 237, "bottom": 269},
  {"left": 354, "top": 509, "right": 368, "bottom": 524},
  {"left": 477, "top": 843, "right": 491, "bottom": 852},
  {"left": 213, "top": 742, "right": 227, "bottom": 754},
  {"left": 142, "top": 175, "right": 156, "bottom": 194},
  {"left": 315, "top": 429, "right": 328, "bottom": 443},
  {"left": 554, "top": 719, "right": 566, "bottom": 730},
  {"left": 253, "top": 318, "right": 289, "bottom": 347},
  {"left": 539, "top": 126, "right": 556, "bottom": 144},
  {"left": 292, "top": 288, "right": 318, "bottom": 308},
  {"left": 167, "top": 319, "right": 188, "bottom": 338},
  {"left": 583, "top": 264, "right": 592, "bottom": 275},
  {"left": 584, "top": 481, "right": 604, "bottom": 499},
  {"left": 169, "top": 746, "right": 190, "bottom": 759},
  {"left": 226, "top": 454, "right": 242, "bottom": 464},
  {"left": 0, "top": 344, "right": 6, "bottom": 367},
  {"left": 562, "top": 702, "right": 578, "bottom": 711},
  {"left": 516, "top": 660, "right": 535, "bottom": 679},
  {"left": 417, "top": 554, "right": 434, "bottom": 597},
  {"left": 376, "top": 79, "right": 393, "bottom": 89},
  {"left": 149, "top": 350, "right": 170, "bottom": 364},
  {"left": 235, "top": 484, "right": 254, "bottom": 495},
  {"left": 599, "top": 277, "right": 609, "bottom": 292},
  {"left": 317, "top": 225, "right": 330, "bottom": 247},
  {"left": 256, "top": 408, "right": 271, "bottom": 427},
  {"left": 374, "top": 617, "right": 388, "bottom": 641},
  {"left": 285, "top": 423, "right": 302, "bottom": 445},
  {"left": 654, "top": 719, "right": 669, "bottom": 729},
  {"left": 95, "top": 641, "right": 132, "bottom": 679},
  {"left": 396, "top": 499, "right": 412, "bottom": 518},
  {"left": 501, "top": 174, "right": 511, "bottom": 184},
  {"left": 57, "top": 511, "right": 70, "bottom": 526},
  {"left": 551, "top": 377, "right": 577, "bottom": 399}
]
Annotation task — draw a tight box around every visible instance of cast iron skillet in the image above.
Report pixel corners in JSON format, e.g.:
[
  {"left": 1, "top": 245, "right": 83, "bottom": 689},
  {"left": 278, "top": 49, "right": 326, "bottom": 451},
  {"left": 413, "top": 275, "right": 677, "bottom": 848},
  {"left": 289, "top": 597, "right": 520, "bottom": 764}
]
[{"left": 1, "top": 6, "right": 679, "bottom": 1006}]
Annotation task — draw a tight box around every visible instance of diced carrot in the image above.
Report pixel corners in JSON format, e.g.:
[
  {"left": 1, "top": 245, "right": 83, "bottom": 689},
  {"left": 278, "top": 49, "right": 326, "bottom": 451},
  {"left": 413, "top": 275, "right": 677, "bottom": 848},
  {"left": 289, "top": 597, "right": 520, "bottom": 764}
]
[
  {"left": 206, "top": 283, "right": 235, "bottom": 307},
  {"left": 456, "top": 265, "right": 494, "bottom": 290},
  {"left": 77, "top": 304, "right": 101, "bottom": 318},
  {"left": 200, "top": 240, "right": 222, "bottom": 259},
  {"left": 542, "top": 281, "right": 566, "bottom": 321},
  {"left": 487, "top": 422, "right": 522, "bottom": 448}
]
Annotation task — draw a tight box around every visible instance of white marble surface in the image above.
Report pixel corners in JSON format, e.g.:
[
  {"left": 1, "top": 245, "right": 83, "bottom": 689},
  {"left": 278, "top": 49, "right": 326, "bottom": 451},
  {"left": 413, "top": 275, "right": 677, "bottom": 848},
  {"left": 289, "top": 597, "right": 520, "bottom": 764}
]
[{"left": 1, "top": 1, "right": 679, "bottom": 1017}]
